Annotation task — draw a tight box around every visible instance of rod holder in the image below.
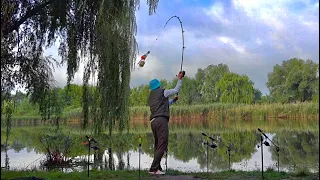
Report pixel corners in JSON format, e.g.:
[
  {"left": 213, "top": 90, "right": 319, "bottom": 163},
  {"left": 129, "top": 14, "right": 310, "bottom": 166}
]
[
  {"left": 85, "top": 135, "right": 100, "bottom": 177},
  {"left": 202, "top": 132, "right": 217, "bottom": 174},
  {"left": 257, "top": 128, "right": 280, "bottom": 179},
  {"left": 138, "top": 136, "right": 142, "bottom": 179}
]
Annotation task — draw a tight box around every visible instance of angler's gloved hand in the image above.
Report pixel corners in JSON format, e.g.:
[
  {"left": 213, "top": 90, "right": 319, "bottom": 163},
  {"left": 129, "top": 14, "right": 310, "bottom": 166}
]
[
  {"left": 177, "top": 71, "right": 185, "bottom": 79},
  {"left": 173, "top": 96, "right": 179, "bottom": 102}
]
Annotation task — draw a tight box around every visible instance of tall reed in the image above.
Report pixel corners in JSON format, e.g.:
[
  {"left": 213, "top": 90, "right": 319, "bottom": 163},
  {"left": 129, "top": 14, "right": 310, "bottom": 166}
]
[{"left": 4, "top": 103, "right": 318, "bottom": 129}]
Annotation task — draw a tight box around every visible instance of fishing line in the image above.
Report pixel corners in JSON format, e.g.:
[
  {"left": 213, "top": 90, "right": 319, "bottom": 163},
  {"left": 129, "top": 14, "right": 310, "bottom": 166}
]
[
  {"left": 147, "top": 17, "right": 172, "bottom": 53},
  {"left": 138, "top": 15, "right": 186, "bottom": 72},
  {"left": 25, "top": 154, "right": 46, "bottom": 169}
]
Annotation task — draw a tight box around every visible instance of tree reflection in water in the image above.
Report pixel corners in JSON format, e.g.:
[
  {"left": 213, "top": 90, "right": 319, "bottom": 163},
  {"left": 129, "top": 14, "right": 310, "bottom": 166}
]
[
  {"left": 1, "top": 130, "right": 318, "bottom": 173},
  {"left": 270, "top": 131, "right": 319, "bottom": 172}
]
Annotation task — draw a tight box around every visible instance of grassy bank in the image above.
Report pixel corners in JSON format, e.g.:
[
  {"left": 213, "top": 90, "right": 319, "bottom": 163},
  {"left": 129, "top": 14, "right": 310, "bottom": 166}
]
[{"left": 1, "top": 169, "right": 319, "bottom": 180}]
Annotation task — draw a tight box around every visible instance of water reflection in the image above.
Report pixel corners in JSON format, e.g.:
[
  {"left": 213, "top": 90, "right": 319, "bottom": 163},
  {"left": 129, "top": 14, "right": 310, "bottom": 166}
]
[
  {"left": 270, "top": 131, "right": 319, "bottom": 172},
  {"left": 4, "top": 146, "right": 9, "bottom": 170},
  {"left": 1, "top": 130, "right": 318, "bottom": 173}
]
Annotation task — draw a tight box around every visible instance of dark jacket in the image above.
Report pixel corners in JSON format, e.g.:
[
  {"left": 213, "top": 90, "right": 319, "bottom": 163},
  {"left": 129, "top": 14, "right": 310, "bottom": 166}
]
[{"left": 148, "top": 88, "right": 169, "bottom": 120}]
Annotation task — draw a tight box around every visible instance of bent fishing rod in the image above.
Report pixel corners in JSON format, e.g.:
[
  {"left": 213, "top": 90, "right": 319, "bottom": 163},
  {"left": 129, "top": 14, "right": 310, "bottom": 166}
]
[
  {"left": 137, "top": 15, "right": 186, "bottom": 74},
  {"left": 138, "top": 16, "right": 187, "bottom": 171}
]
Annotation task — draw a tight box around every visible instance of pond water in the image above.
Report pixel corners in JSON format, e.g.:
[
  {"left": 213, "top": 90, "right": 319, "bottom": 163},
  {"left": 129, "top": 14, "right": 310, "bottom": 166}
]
[{"left": 1, "top": 127, "right": 319, "bottom": 173}]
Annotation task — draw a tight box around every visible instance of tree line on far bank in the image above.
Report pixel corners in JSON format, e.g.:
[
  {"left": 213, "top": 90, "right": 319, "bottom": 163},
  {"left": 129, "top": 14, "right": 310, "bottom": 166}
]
[
  {"left": 2, "top": 58, "right": 319, "bottom": 118},
  {"left": 130, "top": 58, "right": 319, "bottom": 105}
]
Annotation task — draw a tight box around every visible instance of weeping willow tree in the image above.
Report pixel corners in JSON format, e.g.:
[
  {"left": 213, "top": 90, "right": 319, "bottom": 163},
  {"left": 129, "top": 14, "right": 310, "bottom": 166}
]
[
  {"left": 215, "top": 72, "right": 255, "bottom": 104},
  {"left": 1, "top": 0, "right": 160, "bottom": 135}
]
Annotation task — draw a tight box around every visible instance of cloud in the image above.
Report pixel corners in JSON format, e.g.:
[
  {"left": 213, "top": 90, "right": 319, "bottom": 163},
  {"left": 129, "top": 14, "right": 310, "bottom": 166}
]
[
  {"left": 216, "top": 36, "right": 246, "bottom": 54},
  {"left": 44, "top": 44, "right": 92, "bottom": 88},
  {"left": 204, "top": 1, "right": 232, "bottom": 25},
  {"left": 131, "top": 55, "right": 166, "bottom": 86},
  {"left": 38, "top": 0, "right": 318, "bottom": 96},
  {"left": 134, "top": 0, "right": 318, "bottom": 94},
  {"left": 256, "top": 38, "right": 263, "bottom": 45}
]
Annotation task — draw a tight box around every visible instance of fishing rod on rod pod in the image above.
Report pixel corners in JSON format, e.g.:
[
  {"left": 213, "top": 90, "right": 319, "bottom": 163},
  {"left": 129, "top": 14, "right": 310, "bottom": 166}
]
[
  {"left": 84, "top": 135, "right": 98, "bottom": 177},
  {"left": 216, "top": 137, "right": 234, "bottom": 171},
  {"left": 257, "top": 128, "right": 280, "bottom": 180},
  {"left": 202, "top": 133, "right": 235, "bottom": 172},
  {"left": 138, "top": 135, "right": 142, "bottom": 180},
  {"left": 201, "top": 133, "right": 218, "bottom": 174},
  {"left": 83, "top": 135, "right": 108, "bottom": 178}
]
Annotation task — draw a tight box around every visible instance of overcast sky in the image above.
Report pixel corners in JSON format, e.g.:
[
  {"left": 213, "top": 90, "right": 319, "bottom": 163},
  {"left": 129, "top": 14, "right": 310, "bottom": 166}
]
[{"left": 44, "top": 0, "right": 319, "bottom": 95}]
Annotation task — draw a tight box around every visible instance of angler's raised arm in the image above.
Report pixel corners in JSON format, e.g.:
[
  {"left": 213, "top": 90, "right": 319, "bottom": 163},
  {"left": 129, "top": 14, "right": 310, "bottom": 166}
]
[
  {"left": 164, "top": 79, "right": 182, "bottom": 98},
  {"left": 164, "top": 71, "right": 185, "bottom": 98}
]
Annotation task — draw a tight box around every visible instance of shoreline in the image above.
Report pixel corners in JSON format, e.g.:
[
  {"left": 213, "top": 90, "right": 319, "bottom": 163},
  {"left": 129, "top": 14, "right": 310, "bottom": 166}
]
[{"left": 1, "top": 169, "right": 319, "bottom": 180}]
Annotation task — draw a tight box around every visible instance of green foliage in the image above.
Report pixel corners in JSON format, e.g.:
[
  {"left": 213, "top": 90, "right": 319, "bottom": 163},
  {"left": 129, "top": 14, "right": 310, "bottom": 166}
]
[
  {"left": 37, "top": 88, "right": 64, "bottom": 123},
  {"left": 65, "top": 84, "right": 82, "bottom": 107},
  {"left": 129, "top": 63, "right": 258, "bottom": 105},
  {"left": 271, "top": 131, "right": 319, "bottom": 172},
  {"left": 1, "top": 0, "right": 160, "bottom": 136},
  {"left": 129, "top": 85, "right": 149, "bottom": 106},
  {"left": 14, "top": 96, "right": 39, "bottom": 116},
  {"left": 201, "top": 64, "right": 230, "bottom": 103},
  {"left": 79, "top": 0, "right": 159, "bottom": 135},
  {"left": 128, "top": 59, "right": 318, "bottom": 105},
  {"left": 2, "top": 100, "right": 14, "bottom": 145},
  {"left": 267, "top": 58, "right": 319, "bottom": 103},
  {"left": 177, "top": 76, "right": 201, "bottom": 105},
  {"left": 253, "top": 88, "right": 262, "bottom": 103},
  {"left": 215, "top": 72, "right": 254, "bottom": 104}
]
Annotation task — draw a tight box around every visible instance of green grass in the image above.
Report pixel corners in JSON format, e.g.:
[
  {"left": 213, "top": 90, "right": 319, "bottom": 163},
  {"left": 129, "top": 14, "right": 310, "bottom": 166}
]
[{"left": 1, "top": 169, "right": 319, "bottom": 180}]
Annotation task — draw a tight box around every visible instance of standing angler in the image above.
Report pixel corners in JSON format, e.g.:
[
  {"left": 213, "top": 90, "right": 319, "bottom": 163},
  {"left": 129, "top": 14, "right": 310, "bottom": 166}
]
[{"left": 148, "top": 71, "right": 185, "bottom": 175}]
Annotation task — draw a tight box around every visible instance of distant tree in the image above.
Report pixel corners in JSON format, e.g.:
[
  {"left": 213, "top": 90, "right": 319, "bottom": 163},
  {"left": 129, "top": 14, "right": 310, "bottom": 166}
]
[
  {"left": 12, "top": 91, "right": 25, "bottom": 103},
  {"left": 215, "top": 72, "right": 254, "bottom": 104},
  {"left": 201, "top": 64, "right": 230, "bottom": 103},
  {"left": 253, "top": 88, "right": 262, "bottom": 103},
  {"left": 129, "top": 84, "right": 149, "bottom": 106},
  {"left": 260, "top": 95, "right": 274, "bottom": 104},
  {"left": 65, "top": 84, "right": 82, "bottom": 107},
  {"left": 160, "top": 79, "right": 168, "bottom": 88},
  {"left": 14, "top": 96, "right": 39, "bottom": 116},
  {"left": 178, "top": 76, "right": 200, "bottom": 105},
  {"left": 130, "top": 87, "right": 140, "bottom": 106},
  {"left": 139, "top": 85, "right": 149, "bottom": 106},
  {"left": 266, "top": 58, "right": 319, "bottom": 103},
  {"left": 195, "top": 68, "right": 205, "bottom": 99},
  {"left": 1, "top": 91, "right": 11, "bottom": 104},
  {"left": 311, "top": 75, "right": 319, "bottom": 102}
]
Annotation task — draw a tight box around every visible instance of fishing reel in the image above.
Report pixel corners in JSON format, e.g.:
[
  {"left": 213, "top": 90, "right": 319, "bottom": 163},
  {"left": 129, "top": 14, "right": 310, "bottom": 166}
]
[
  {"left": 203, "top": 141, "right": 217, "bottom": 149},
  {"left": 176, "top": 70, "right": 185, "bottom": 77},
  {"left": 180, "top": 71, "right": 186, "bottom": 77},
  {"left": 201, "top": 133, "right": 217, "bottom": 149}
]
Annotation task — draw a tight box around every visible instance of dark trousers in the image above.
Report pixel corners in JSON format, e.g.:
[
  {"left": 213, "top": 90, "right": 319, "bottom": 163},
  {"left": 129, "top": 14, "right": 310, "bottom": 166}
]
[{"left": 149, "top": 116, "right": 168, "bottom": 172}]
